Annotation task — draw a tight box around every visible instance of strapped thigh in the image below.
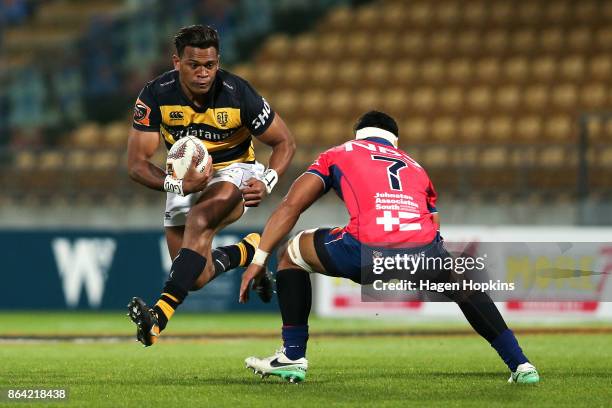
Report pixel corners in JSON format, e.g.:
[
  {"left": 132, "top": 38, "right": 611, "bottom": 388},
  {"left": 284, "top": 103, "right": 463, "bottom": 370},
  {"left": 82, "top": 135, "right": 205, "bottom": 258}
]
[{"left": 287, "top": 229, "right": 318, "bottom": 273}]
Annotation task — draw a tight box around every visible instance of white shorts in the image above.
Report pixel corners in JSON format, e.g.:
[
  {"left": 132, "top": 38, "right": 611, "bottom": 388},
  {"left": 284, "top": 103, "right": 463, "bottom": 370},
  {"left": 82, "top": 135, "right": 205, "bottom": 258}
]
[{"left": 164, "top": 161, "right": 265, "bottom": 227}]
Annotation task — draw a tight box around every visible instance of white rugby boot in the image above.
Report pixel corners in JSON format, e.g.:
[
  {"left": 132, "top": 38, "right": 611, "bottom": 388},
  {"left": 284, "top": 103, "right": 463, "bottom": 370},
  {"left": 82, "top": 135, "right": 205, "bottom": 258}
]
[{"left": 245, "top": 348, "right": 308, "bottom": 383}]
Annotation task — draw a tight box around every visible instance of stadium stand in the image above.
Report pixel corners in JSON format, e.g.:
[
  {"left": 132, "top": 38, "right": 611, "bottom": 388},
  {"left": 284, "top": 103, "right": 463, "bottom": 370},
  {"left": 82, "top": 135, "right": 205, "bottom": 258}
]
[{"left": 1, "top": 0, "right": 611, "bottom": 218}]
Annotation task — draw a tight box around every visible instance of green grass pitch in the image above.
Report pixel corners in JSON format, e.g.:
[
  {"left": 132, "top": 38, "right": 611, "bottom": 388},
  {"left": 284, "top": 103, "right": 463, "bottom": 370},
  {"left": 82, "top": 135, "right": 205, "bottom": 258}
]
[{"left": 0, "top": 312, "right": 610, "bottom": 407}]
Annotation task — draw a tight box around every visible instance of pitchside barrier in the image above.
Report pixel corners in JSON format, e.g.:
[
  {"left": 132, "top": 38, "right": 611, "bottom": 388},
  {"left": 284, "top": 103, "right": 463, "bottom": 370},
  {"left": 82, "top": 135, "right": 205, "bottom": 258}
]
[
  {"left": 2, "top": 226, "right": 611, "bottom": 320},
  {"left": 0, "top": 230, "right": 277, "bottom": 311},
  {"left": 315, "top": 226, "right": 612, "bottom": 321}
]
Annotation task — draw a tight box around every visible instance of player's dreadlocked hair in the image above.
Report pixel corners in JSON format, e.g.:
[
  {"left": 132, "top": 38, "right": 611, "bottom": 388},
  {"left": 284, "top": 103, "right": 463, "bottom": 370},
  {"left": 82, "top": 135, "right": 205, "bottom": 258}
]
[
  {"left": 354, "top": 111, "right": 399, "bottom": 137},
  {"left": 174, "top": 25, "right": 220, "bottom": 56}
]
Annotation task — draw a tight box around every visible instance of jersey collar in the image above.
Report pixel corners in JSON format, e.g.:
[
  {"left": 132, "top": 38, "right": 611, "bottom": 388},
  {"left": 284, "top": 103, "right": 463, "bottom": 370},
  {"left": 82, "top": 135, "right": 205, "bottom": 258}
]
[{"left": 363, "top": 137, "right": 395, "bottom": 147}]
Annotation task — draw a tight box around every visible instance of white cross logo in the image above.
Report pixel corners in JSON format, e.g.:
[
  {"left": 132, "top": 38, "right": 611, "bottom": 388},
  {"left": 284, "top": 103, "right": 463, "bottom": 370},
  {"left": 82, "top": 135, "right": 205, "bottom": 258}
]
[{"left": 376, "top": 211, "right": 400, "bottom": 231}]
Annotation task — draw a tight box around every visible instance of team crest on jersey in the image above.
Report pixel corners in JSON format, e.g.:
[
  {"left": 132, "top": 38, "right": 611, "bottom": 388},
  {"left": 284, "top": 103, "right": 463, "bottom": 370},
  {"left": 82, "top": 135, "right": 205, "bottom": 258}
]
[
  {"left": 216, "top": 111, "right": 229, "bottom": 127},
  {"left": 134, "top": 99, "right": 151, "bottom": 126}
]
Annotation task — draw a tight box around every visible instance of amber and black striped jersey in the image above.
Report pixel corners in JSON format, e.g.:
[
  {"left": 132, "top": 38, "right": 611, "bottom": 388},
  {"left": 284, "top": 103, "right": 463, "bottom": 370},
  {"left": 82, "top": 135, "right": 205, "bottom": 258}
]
[{"left": 132, "top": 69, "right": 275, "bottom": 170}]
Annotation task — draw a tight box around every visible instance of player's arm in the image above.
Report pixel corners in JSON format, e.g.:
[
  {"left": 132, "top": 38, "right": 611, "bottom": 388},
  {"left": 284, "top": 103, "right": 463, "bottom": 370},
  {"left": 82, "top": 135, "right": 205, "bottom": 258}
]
[
  {"left": 239, "top": 173, "right": 323, "bottom": 303},
  {"left": 127, "top": 128, "right": 212, "bottom": 195},
  {"left": 241, "top": 113, "right": 296, "bottom": 206}
]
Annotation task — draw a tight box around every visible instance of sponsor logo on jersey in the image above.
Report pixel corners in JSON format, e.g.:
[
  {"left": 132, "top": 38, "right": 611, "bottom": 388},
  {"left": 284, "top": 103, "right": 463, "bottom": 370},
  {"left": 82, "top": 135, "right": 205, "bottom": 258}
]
[
  {"left": 169, "top": 111, "right": 184, "bottom": 120},
  {"left": 251, "top": 98, "right": 271, "bottom": 131},
  {"left": 134, "top": 98, "right": 151, "bottom": 126}
]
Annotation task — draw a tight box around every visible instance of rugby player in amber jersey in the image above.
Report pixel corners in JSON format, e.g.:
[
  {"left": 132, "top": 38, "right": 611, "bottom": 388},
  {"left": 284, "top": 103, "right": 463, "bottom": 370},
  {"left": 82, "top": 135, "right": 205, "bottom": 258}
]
[{"left": 126, "top": 25, "right": 295, "bottom": 346}]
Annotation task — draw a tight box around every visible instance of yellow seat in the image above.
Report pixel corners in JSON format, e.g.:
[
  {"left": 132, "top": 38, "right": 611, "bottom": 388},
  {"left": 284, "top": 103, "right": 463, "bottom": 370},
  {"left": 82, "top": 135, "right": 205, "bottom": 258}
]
[
  {"left": 551, "top": 83, "right": 577, "bottom": 109},
  {"left": 231, "top": 64, "right": 253, "bottom": 81},
  {"left": 463, "top": 2, "right": 486, "bottom": 24},
  {"left": 435, "top": 1, "right": 460, "bottom": 24},
  {"left": 524, "top": 85, "right": 549, "bottom": 110},
  {"left": 428, "top": 32, "right": 452, "bottom": 54},
  {"left": 439, "top": 86, "right": 463, "bottom": 113},
  {"left": 512, "top": 29, "right": 536, "bottom": 51},
  {"left": 336, "top": 61, "right": 361, "bottom": 86},
  {"left": 15, "top": 151, "right": 36, "bottom": 170},
  {"left": 545, "top": 1, "right": 570, "bottom": 22},
  {"left": 293, "top": 34, "right": 317, "bottom": 59},
  {"left": 596, "top": 27, "right": 612, "bottom": 48},
  {"left": 39, "top": 151, "right": 64, "bottom": 170},
  {"left": 354, "top": 6, "right": 380, "bottom": 31},
  {"left": 319, "top": 119, "right": 347, "bottom": 147},
  {"left": 487, "top": 116, "right": 513, "bottom": 141},
  {"left": 457, "top": 30, "right": 479, "bottom": 54},
  {"left": 490, "top": 3, "right": 512, "bottom": 24},
  {"left": 539, "top": 146, "right": 566, "bottom": 167},
  {"left": 401, "top": 117, "right": 428, "bottom": 143},
  {"left": 580, "top": 83, "right": 607, "bottom": 109},
  {"left": 516, "top": 116, "right": 542, "bottom": 142},
  {"left": 71, "top": 123, "right": 101, "bottom": 148},
  {"left": 560, "top": 55, "right": 585, "bottom": 80},
  {"left": 480, "top": 146, "right": 508, "bottom": 167},
  {"left": 355, "top": 89, "right": 382, "bottom": 113},
  {"left": 495, "top": 85, "right": 520, "bottom": 111},
  {"left": 347, "top": 33, "right": 369, "bottom": 58},
  {"left": 306, "top": 59, "right": 332, "bottom": 87},
  {"left": 567, "top": 27, "right": 592, "bottom": 51},
  {"left": 382, "top": 2, "right": 407, "bottom": 28},
  {"left": 293, "top": 120, "right": 319, "bottom": 145},
  {"left": 400, "top": 31, "right": 426, "bottom": 55},
  {"left": 504, "top": 57, "right": 528, "bottom": 82},
  {"left": 484, "top": 29, "right": 509, "bottom": 53},
  {"left": 103, "top": 121, "right": 127, "bottom": 148},
  {"left": 283, "top": 62, "right": 307, "bottom": 88},
  {"left": 589, "top": 55, "right": 612, "bottom": 80},
  {"left": 66, "top": 150, "right": 90, "bottom": 170},
  {"left": 467, "top": 86, "right": 492, "bottom": 111},
  {"left": 447, "top": 58, "right": 472, "bottom": 83},
  {"left": 540, "top": 28, "right": 564, "bottom": 52},
  {"left": 545, "top": 115, "right": 573, "bottom": 142},
  {"left": 459, "top": 116, "right": 485, "bottom": 142},
  {"left": 420, "top": 59, "right": 445, "bottom": 83},
  {"left": 302, "top": 90, "right": 326, "bottom": 116},
  {"left": 324, "top": 6, "right": 352, "bottom": 33},
  {"left": 532, "top": 56, "right": 556, "bottom": 81},
  {"left": 92, "top": 151, "right": 119, "bottom": 170},
  {"left": 260, "top": 35, "right": 291, "bottom": 60},
  {"left": 392, "top": 59, "right": 417, "bottom": 85},
  {"left": 517, "top": 2, "right": 542, "bottom": 23},
  {"left": 475, "top": 58, "right": 501, "bottom": 82},
  {"left": 383, "top": 89, "right": 409, "bottom": 117},
  {"left": 431, "top": 117, "right": 456, "bottom": 143},
  {"left": 411, "top": 87, "right": 436, "bottom": 112}
]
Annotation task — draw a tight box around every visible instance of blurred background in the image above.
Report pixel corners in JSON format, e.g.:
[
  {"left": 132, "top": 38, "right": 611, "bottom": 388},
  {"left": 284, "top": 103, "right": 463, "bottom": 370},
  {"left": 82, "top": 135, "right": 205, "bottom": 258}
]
[{"left": 0, "top": 0, "right": 611, "bottom": 319}]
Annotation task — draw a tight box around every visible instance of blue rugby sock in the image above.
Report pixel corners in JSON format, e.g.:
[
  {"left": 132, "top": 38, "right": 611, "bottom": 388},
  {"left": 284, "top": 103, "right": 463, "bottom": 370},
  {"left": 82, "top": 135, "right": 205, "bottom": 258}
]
[
  {"left": 282, "top": 325, "right": 309, "bottom": 360},
  {"left": 490, "top": 329, "right": 529, "bottom": 371}
]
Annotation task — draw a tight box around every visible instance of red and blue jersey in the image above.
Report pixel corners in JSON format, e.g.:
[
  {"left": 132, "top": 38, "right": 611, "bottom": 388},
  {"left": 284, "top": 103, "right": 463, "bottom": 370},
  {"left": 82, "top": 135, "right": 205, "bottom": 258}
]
[{"left": 307, "top": 137, "right": 438, "bottom": 246}]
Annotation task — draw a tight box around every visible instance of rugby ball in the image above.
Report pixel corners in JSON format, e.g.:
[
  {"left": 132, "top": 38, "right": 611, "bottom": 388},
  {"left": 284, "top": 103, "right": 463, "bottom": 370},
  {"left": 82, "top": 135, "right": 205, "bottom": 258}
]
[{"left": 166, "top": 136, "right": 209, "bottom": 179}]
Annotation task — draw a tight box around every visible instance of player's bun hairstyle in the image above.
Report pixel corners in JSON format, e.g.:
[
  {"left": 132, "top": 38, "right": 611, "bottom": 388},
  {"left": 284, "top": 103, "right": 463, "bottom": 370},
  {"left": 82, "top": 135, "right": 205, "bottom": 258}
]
[
  {"left": 354, "top": 110, "right": 399, "bottom": 137},
  {"left": 174, "top": 25, "right": 220, "bottom": 56}
]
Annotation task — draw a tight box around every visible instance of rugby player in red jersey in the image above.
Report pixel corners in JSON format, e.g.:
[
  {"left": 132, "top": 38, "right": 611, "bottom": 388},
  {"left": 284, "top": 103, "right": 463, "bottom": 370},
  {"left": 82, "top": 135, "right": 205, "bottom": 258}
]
[{"left": 239, "top": 111, "right": 539, "bottom": 384}]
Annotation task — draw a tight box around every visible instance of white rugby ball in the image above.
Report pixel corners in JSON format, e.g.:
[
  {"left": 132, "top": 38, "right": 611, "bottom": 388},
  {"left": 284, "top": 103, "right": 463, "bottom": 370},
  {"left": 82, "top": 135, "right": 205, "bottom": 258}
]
[{"left": 166, "top": 136, "right": 209, "bottom": 180}]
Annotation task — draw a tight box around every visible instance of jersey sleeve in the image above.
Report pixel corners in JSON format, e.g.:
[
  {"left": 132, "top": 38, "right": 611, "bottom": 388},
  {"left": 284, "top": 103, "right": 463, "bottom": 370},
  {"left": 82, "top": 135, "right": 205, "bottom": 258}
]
[
  {"left": 239, "top": 80, "right": 275, "bottom": 136},
  {"left": 132, "top": 83, "right": 161, "bottom": 132},
  {"left": 426, "top": 179, "right": 438, "bottom": 213},
  {"left": 306, "top": 150, "right": 333, "bottom": 193}
]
